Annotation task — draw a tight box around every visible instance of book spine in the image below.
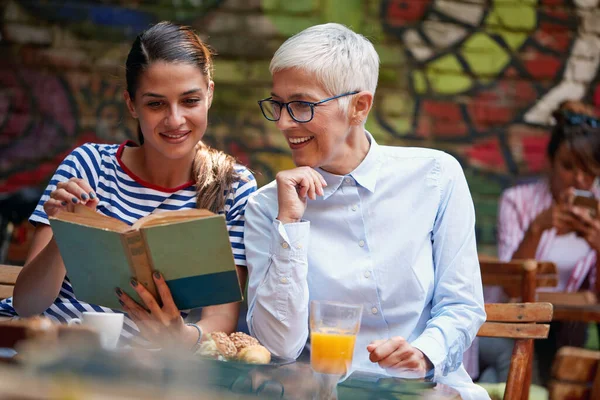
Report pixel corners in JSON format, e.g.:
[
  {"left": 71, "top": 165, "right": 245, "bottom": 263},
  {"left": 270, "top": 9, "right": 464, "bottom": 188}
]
[{"left": 121, "top": 231, "right": 159, "bottom": 302}]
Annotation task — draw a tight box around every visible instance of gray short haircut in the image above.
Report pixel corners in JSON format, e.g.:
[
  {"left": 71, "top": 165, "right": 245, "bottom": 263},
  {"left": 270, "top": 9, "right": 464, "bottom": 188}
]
[{"left": 270, "top": 23, "right": 380, "bottom": 112}]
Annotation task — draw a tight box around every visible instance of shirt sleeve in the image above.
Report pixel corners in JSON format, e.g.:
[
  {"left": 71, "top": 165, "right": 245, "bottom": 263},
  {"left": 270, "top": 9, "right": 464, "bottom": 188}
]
[
  {"left": 496, "top": 188, "right": 525, "bottom": 262},
  {"left": 244, "top": 189, "right": 311, "bottom": 359},
  {"left": 224, "top": 167, "right": 257, "bottom": 267},
  {"left": 29, "top": 144, "right": 100, "bottom": 227},
  {"left": 410, "top": 154, "right": 486, "bottom": 381}
]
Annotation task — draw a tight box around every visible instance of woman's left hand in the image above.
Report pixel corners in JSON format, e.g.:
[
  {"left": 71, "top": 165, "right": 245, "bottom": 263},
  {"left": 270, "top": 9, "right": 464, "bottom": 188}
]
[
  {"left": 570, "top": 204, "right": 600, "bottom": 253},
  {"left": 367, "top": 337, "right": 433, "bottom": 378},
  {"left": 116, "top": 271, "right": 198, "bottom": 349}
]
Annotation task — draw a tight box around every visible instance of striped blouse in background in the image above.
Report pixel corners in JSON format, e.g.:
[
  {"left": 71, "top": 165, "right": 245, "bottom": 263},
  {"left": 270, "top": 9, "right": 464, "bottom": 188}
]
[
  {"left": 0, "top": 142, "right": 257, "bottom": 346},
  {"left": 497, "top": 179, "right": 599, "bottom": 292},
  {"left": 465, "top": 179, "right": 600, "bottom": 380}
]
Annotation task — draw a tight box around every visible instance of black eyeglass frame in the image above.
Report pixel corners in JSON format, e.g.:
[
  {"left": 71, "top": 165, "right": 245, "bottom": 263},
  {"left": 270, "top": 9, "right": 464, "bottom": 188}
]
[{"left": 257, "top": 91, "right": 359, "bottom": 123}]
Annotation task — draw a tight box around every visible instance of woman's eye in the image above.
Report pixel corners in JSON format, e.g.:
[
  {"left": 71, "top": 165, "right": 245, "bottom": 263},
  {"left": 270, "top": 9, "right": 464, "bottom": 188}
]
[
  {"left": 147, "top": 102, "right": 163, "bottom": 108},
  {"left": 184, "top": 98, "right": 201, "bottom": 105},
  {"left": 562, "top": 162, "right": 573, "bottom": 170}
]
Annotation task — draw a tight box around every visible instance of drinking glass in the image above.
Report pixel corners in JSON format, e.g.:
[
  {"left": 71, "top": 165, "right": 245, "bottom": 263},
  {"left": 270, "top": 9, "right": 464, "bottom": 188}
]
[{"left": 309, "top": 300, "right": 362, "bottom": 375}]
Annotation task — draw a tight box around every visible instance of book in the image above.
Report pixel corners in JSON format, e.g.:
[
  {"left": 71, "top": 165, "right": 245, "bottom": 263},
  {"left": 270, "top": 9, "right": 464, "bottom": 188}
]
[{"left": 48, "top": 205, "right": 242, "bottom": 310}]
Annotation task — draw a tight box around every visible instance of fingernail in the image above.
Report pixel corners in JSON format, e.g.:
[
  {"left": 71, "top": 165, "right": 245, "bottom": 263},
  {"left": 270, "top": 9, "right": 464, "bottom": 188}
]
[
  {"left": 71, "top": 197, "right": 78, "bottom": 204},
  {"left": 81, "top": 193, "right": 88, "bottom": 201},
  {"left": 130, "top": 278, "right": 138, "bottom": 287},
  {"left": 153, "top": 271, "right": 161, "bottom": 279},
  {"left": 115, "top": 288, "right": 123, "bottom": 296},
  {"left": 61, "top": 201, "right": 67, "bottom": 206},
  {"left": 89, "top": 192, "right": 96, "bottom": 200}
]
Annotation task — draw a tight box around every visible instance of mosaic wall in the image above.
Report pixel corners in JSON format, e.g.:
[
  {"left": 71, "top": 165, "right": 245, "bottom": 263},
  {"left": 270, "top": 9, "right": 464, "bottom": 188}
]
[{"left": 1, "top": 0, "right": 600, "bottom": 255}]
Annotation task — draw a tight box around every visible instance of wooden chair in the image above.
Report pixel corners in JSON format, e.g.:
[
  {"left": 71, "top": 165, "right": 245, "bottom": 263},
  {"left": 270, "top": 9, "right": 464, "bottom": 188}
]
[
  {"left": 549, "top": 346, "right": 600, "bottom": 400},
  {"left": 479, "top": 258, "right": 558, "bottom": 400},
  {"left": 479, "top": 259, "right": 558, "bottom": 303},
  {"left": 478, "top": 302, "right": 553, "bottom": 400},
  {"left": 0, "top": 264, "right": 22, "bottom": 300}
]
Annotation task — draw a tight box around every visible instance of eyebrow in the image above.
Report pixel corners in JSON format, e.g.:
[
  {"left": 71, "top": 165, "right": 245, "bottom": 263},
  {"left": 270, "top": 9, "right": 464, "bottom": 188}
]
[
  {"left": 270, "top": 92, "right": 317, "bottom": 101},
  {"left": 142, "top": 88, "right": 203, "bottom": 98}
]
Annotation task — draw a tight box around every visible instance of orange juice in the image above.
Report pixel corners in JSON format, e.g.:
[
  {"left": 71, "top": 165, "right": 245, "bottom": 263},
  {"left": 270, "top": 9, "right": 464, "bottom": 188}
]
[{"left": 310, "top": 331, "right": 356, "bottom": 374}]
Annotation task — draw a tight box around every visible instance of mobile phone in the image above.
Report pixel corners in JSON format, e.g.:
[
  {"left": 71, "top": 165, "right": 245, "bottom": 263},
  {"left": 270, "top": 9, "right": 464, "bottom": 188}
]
[{"left": 572, "top": 189, "right": 598, "bottom": 217}]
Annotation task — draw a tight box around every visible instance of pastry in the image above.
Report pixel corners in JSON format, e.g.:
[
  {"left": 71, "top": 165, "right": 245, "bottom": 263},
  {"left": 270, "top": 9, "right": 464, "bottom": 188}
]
[
  {"left": 196, "top": 331, "right": 237, "bottom": 360},
  {"left": 237, "top": 344, "right": 272, "bottom": 364},
  {"left": 229, "top": 331, "right": 259, "bottom": 352}
]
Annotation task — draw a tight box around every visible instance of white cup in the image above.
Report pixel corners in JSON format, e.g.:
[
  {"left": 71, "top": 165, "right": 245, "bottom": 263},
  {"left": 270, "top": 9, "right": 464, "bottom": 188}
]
[{"left": 68, "top": 312, "right": 124, "bottom": 349}]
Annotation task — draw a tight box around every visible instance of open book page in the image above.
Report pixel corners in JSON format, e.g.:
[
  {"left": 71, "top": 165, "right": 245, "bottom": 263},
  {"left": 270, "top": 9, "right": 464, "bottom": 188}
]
[
  {"left": 49, "top": 205, "right": 131, "bottom": 233},
  {"left": 132, "top": 208, "right": 215, "bottom": 229},
  {"left": 140, "top": 213, "right": 242, "bottom": 309}
]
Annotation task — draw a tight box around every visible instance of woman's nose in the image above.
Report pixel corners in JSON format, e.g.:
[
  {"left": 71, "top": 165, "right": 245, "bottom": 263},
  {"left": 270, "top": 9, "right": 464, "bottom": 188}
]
[
  {"left": 275, "top": 106, "right": 297, "bottom": 131},
  {"left": 574, "top": 169, "right": 590, "bottom": 189},
  {"left": 165, "top": 107, "right": 185, "bottom": 127}
]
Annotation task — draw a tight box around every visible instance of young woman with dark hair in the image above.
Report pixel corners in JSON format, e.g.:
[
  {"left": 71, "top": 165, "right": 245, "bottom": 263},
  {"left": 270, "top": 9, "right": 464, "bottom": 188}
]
[{"left": 1, "top": 22, "right": 256, "bottom": 350}]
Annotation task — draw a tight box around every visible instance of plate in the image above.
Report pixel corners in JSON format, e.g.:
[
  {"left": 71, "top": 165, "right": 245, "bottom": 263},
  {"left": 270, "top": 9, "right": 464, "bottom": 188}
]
[{"left": 200, "top": 355, "right": 296, "bottom": 367}]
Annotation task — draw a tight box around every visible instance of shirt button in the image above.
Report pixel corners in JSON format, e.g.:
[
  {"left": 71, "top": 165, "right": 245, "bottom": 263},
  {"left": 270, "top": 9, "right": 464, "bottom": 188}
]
[
  {"left": 359, "top": 240, "right": 365, "bottom": 247},
  {"left": 345, "top": 178, "right": 352, "bottom": 184},
  {"left": 281, "top": 242, "right": 289, "bottom": 249},
  {"left": 280, "top": 277, "right": 288, "bottom": 284},
  {"left": 364, "top": 271, "right": 371, "bottom": 278},
  {"left": 371, "top": 307, "right": 378, "bottom": 315},
  {"left": 351, "top": 205, "right": 358, "bottom": 211}
]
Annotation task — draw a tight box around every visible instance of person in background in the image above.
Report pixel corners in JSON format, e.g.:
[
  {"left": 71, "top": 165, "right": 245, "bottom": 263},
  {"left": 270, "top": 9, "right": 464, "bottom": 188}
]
[
  {"left": 244, "top": 23, "right": 488, "bottom": 399},
  {"left": 0, "top": 21, "right": 256, "bottom": 350},
  {"left": 479, "top": 100, "right": 600, "bottom": 385}
]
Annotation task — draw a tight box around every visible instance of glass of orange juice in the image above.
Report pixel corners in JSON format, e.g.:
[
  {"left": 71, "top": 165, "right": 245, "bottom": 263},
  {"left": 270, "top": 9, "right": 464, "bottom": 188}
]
[{"left": 310, "top": 300, "right": 362, "bottom": 375}]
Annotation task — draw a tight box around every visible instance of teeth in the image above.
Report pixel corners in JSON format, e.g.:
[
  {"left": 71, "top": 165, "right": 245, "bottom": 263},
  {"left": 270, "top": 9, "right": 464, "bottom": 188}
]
[
  {"left": 163, "top": 133, "right": 187, "bottom": 138},
  {"left": 289, "top": 136, "right": 313, "bottom": 144}
]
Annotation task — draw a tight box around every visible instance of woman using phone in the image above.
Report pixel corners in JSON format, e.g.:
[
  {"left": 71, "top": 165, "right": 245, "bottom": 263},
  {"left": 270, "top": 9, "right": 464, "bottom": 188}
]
[
  {"left": 479, "top": 100, "right": 600, "bottom": 385},
  {"left": 499, "top": 101, "right": 600, "bottom": 291},
  {"left": 0, "top": 22, "right": 256, "bottom": 350}
]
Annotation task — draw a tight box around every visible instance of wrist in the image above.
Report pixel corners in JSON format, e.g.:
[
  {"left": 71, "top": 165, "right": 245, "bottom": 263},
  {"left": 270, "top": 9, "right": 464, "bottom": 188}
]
[
  {"left": 276, "top": 215, "right": 301, "bottom": 224},
  {"left": 528, "top": 219, "right": 545, "bottom": 236},
  {"left": 185, "top": 323, "right": 203, "bottom": 352}
]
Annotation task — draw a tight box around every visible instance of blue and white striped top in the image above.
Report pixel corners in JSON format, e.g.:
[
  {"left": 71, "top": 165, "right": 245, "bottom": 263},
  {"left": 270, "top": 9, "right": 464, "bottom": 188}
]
[{"left": 0, "top": 141, "right": 256, "bottom": 345}]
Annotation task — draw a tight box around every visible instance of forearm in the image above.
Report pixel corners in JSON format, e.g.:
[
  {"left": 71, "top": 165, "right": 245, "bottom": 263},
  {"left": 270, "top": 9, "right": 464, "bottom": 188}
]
[
  {"left": 247, "top": 221, "right": 310, "bottom": 359},
  {"left": 249, "top": 273, "right": 309, "bottom": 359},
  {"left": 412, "top": 300, "right": 485, "bottom": 379},
  {"left": 511, "top": 221, "right": 544, "bottom": 260},
  {"left": 593, "top": 252, "right": 600, "bottom": 295},
  {"left": 13, "top": 238, "right": 66, "bottom": 316},
  {"left": 198, "top": 302, "right": 240, "bottom": 335}
]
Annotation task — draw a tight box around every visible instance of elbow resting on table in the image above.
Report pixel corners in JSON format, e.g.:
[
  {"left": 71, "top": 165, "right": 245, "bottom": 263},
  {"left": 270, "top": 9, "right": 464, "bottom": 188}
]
[{"left": 249, "top": 318, "right": 307, "bottom": 360}]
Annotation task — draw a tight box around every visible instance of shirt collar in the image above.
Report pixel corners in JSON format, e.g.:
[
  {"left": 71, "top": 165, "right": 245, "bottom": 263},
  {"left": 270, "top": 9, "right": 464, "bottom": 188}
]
[{"left": 317, "top": 131, "right": 381, "bottom": 200}]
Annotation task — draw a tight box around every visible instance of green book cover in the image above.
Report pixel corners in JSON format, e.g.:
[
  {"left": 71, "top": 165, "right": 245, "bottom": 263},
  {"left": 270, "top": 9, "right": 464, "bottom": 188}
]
[{"left": 49, "top": 209, "right": 242, "bottom": 311}]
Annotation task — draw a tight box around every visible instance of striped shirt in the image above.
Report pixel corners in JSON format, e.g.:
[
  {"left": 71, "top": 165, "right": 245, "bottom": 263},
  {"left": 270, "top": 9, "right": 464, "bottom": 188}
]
[
  {"left": 0, "top": 142, "right": 256, "bottom": 345},
  {"left": 497, "top": 179, "right": 599, "bottom": 292}
]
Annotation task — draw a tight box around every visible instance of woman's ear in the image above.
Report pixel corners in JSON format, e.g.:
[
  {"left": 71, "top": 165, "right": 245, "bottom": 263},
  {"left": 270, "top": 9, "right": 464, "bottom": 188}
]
[
  {"left": 123, "top": 90, "right": 137, "bottom": 119},
  {"left": 350, "top": 91, "right": 374, "bottom": 126},
  {"left": 207, "top": 81, "right": 215, "bottom": 109}
]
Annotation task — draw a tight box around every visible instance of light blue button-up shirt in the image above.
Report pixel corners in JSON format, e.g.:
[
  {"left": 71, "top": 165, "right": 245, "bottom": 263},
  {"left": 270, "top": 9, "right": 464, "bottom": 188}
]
[{"left": 245, "top": 133, "right": 487, "bottom": 398}]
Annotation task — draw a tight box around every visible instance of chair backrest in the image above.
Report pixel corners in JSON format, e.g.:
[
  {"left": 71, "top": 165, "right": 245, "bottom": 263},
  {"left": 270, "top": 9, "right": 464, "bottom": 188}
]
[
  {"left": 0, "top": 264, "right": 22, "bottom": 300},
  {"left": 549, "top": 346, "right": 600, "bottom": 400},
  {"left": 480, "top": 259, "right": 558, "bottom": 302},
  {"left": 478, "top": 302, "right": 553, "bottom": 400}
]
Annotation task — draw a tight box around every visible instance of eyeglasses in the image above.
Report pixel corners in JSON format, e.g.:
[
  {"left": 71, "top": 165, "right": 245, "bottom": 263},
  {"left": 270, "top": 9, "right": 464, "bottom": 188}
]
[{"left": 257, "top": 91, "right": 358, "bottom": 123}]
